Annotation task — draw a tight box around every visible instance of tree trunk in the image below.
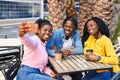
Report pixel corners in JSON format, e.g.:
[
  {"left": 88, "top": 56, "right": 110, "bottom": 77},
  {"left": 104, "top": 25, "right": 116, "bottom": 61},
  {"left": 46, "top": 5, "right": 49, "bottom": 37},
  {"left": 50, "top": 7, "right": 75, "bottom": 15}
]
[
  {"left": 79, "top": 0, "right": 114, "bottom": 37},
  {"left": 47, "top": 0, "right": 65, "bottom": 29},
  {"left": 92, "top": 0, "right": 114, "bottom": 38},
  {"left": 79, "top": 0, "right": 93, "bottom": 36}
]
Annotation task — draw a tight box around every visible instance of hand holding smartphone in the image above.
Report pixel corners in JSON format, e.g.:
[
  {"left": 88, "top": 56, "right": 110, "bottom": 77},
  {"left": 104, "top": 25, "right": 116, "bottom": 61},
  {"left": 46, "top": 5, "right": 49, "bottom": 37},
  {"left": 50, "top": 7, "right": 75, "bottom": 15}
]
[
  {"left": 24, "top": 23, "right": 38, "bottom": 33},
  {"left": 18, "top": 22, "right": 38, "bottom": 37}
]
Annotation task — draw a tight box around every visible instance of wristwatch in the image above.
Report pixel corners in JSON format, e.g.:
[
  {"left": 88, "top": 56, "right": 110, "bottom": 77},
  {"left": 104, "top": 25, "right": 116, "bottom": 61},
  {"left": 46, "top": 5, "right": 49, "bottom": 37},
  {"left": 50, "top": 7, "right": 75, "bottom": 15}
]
[{"left": 97, "top": 56, "right": 101, "bottom": 61}]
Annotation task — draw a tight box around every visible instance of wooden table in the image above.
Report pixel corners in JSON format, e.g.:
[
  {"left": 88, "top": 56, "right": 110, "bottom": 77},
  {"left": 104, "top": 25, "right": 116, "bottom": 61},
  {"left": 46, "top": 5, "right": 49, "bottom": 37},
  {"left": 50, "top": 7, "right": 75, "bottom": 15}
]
[{"left": 49, "top": 55, "right": 113, "bottom": 79}]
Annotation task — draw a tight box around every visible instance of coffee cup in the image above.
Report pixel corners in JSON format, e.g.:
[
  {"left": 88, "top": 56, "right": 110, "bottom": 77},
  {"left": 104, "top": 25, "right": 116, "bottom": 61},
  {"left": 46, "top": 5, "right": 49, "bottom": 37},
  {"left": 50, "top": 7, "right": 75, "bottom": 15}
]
[
  {"left": 55, "top": 50, "right": 62, "bottom": 61},
  {"left": 85, "top": 49, "right": 93, "bottom": 60}
]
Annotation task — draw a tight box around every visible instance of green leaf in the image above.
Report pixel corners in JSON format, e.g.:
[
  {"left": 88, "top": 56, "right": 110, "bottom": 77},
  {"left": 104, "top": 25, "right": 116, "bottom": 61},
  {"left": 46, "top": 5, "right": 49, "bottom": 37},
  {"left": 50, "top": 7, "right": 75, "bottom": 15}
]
[{"left": 112, "top": 18, "right": 120, "bottom": 42}]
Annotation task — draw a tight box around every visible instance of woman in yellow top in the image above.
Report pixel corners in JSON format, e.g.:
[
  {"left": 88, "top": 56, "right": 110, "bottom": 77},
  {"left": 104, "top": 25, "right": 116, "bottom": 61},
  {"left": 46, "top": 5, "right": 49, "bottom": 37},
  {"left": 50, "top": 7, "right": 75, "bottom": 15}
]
[{"left": 82, "top": 17, "right": 120, "bottom": 80}]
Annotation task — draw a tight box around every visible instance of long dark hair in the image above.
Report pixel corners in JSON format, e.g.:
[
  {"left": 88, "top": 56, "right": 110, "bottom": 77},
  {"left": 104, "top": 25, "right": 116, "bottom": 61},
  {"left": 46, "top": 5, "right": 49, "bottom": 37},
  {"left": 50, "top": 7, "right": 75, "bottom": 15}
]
[{"left": 82, "top": 17, "right": 110, "bottom": 47}]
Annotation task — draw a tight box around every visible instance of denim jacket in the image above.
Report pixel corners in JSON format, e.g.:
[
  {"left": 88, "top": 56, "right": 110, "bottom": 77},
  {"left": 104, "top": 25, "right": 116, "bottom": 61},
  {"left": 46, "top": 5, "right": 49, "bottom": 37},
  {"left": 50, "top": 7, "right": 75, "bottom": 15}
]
[{"left": 46, "top": 28, "right": 83, "bottom": 56}]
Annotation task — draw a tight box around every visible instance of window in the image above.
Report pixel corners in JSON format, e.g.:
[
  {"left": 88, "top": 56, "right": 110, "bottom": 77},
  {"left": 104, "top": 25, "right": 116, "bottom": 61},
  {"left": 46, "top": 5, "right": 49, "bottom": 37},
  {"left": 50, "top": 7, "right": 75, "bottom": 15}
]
[
  {"left": 44, "top": 0, "right": 49, "bottom": 20},
  {"left": 0, "top": 1, "right": 42, "bottom": 20}
]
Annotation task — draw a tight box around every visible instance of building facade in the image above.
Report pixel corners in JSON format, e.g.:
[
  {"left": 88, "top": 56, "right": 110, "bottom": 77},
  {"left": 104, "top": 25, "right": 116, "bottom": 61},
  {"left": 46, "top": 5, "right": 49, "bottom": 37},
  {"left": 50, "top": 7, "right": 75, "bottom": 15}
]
[{"left": 0, "top": 0, "right": 43, "bottom": 26}]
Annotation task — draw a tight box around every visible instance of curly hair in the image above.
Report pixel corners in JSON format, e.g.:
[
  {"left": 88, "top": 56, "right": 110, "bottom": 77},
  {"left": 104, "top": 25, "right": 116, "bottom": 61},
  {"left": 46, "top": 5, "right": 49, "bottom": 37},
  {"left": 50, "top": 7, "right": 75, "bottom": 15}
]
[
  {"left": 82, "top": 17, "right": 110, "bottom": 47},
  {"left": 35, "top": 18, "right": 52, "bottom": 30},
  {"left": 62, "top": 16, "right": 78, "bottom": 29},
  {"left": 35, "top": 18, "right": 52, "bottom": 35}
]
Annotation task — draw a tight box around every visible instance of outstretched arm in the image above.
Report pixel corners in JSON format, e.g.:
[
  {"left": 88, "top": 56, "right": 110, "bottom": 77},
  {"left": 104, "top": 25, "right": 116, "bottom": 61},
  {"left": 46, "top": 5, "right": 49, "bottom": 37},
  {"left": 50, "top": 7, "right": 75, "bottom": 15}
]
[{"left": 18, "top": 22, "right": 38, "bottom": 49}]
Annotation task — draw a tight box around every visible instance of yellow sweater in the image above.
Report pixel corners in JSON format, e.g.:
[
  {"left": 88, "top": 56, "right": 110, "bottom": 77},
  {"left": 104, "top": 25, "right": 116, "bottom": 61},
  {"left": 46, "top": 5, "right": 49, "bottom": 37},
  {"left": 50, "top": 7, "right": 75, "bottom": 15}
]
[{"left": 84, "top": 35, "right": 120, "bottom": 73}]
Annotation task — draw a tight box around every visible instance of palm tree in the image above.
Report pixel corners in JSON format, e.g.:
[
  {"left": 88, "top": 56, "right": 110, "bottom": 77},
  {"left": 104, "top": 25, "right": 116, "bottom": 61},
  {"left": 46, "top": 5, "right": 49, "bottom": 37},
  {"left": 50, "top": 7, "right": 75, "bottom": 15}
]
[
  {"left": 47, "top": 0, "right": 115, "bottom": 38},
  {"left": 47, "top": 0, "right": 78, "bottom": 29},
  {"left": 79, "top": 0, "right": 114, "bottom": 37},
  {"left": 79, "top": 0, "right": 93, "bottom": 36},
  {"left": 92, "top": 0, "right": 114, "bottom": 36},
  {"left": 47, "top": 0, "right": 66, "bottom": 29}
]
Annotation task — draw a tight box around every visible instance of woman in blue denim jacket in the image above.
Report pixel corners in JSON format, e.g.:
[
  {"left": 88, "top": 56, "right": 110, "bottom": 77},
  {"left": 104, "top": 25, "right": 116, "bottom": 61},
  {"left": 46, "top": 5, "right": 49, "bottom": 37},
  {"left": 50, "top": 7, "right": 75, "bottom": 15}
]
[{"left": 46, "top": 16, "right": 83, "bottom": 80}]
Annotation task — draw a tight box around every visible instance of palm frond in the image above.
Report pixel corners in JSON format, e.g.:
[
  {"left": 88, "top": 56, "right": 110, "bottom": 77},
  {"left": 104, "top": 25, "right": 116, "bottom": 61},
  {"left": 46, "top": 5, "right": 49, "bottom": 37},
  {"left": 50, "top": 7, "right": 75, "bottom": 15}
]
[{"left": 112, "top": 18, "right": 120, "bottom": 42}]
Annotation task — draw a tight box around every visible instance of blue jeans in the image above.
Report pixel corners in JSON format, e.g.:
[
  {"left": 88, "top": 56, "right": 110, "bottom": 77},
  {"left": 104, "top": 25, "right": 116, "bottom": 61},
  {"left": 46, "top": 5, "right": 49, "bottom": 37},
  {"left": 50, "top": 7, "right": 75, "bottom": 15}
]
[
  {"left": 16, "top": 65, "right": 56, "bottom": 80},
  {"left": 82, "top": 70, "right": 115, "bottom": 80}
]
